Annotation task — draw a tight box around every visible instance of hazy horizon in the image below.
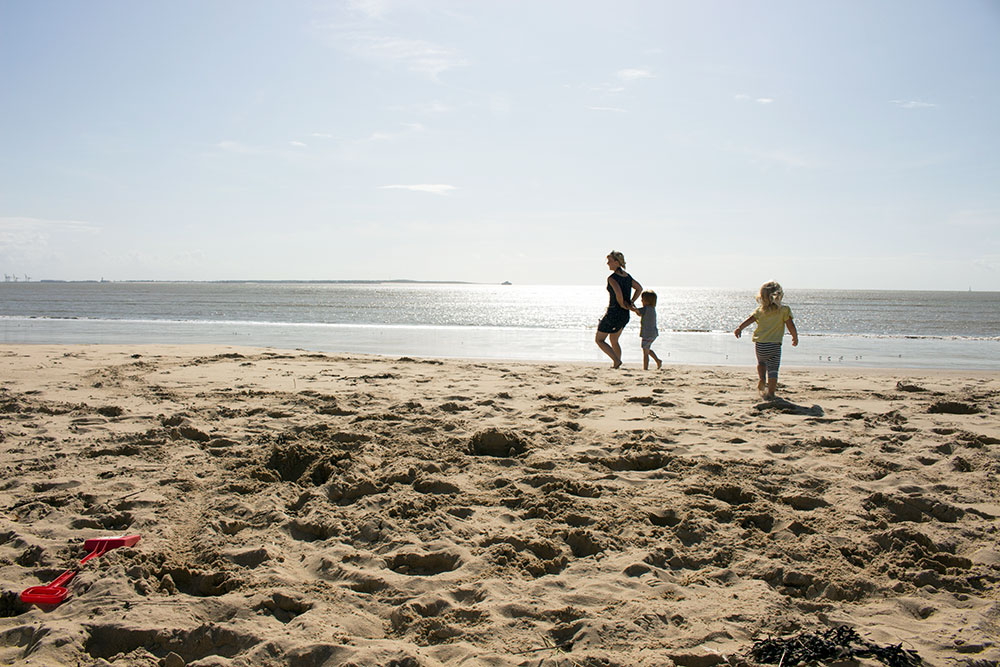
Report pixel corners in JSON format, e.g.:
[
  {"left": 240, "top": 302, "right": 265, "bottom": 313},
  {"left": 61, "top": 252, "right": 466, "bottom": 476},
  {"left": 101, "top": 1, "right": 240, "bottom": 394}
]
[
  {"left": 2, "top": 1, "right": 998, "bottom": 290},
  {"left": 4, "top": 278, "right": 997, "bottom": 294}
]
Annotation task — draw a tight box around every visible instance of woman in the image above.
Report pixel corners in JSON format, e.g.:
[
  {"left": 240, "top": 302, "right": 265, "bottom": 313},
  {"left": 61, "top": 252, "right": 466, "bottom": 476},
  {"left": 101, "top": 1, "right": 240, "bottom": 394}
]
[{"left": 595, "top": 250, "right": 642, "bottom": 368}]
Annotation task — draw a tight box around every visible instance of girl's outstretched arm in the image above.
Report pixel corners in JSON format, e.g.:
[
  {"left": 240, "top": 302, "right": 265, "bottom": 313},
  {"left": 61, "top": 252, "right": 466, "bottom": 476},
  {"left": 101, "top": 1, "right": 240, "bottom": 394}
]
[
  {"left": 786, "top": 319, "right": 799, "bottom": 346},
  {"left": 734, "top": 315, "right": 756, "bottom": 338}
]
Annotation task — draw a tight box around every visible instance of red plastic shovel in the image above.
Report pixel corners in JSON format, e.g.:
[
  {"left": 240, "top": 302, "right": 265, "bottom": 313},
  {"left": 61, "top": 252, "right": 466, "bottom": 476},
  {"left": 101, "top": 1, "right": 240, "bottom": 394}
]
[{"left": 20, "top": 534, "right": 141, "bottom": 605}]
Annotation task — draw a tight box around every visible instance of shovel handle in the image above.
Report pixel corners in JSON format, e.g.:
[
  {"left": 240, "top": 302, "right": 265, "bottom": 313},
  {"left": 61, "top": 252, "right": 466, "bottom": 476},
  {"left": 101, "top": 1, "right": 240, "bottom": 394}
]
[{"left": 49, "top": 568, "right": 78, "bottom": 589}]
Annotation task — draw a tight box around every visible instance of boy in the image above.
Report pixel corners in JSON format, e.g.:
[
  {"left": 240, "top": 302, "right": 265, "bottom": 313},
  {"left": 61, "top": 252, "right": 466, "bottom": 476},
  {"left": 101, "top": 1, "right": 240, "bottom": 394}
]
[{"left": 634, "top": 291, "right": 662, "bottom": 370}]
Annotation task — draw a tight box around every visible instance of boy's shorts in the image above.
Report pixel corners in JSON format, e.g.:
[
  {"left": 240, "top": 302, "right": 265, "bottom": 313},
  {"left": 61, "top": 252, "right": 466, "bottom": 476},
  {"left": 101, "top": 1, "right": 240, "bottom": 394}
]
[{"left": 641, "top": 336, "right": 657, "bottom": 350}]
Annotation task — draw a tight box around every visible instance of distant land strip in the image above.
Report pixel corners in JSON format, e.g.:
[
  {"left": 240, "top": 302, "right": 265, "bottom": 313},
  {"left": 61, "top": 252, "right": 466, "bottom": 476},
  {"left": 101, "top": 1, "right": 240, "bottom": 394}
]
[{"left": 36, "top": 279, "right": 481, "bottom": 285}]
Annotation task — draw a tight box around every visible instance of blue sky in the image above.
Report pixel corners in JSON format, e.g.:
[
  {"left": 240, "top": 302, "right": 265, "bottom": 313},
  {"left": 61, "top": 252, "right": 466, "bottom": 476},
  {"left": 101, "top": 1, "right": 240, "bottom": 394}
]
[{"left": 1, "top": 0, "right": 998, "bottom": 289}]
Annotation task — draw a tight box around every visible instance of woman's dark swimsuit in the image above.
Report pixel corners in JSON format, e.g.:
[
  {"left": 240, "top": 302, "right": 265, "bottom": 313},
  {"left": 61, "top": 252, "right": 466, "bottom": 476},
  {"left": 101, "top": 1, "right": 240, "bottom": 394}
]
[{"left": 597, "top": 271, "right": 633, "bottom": 334}]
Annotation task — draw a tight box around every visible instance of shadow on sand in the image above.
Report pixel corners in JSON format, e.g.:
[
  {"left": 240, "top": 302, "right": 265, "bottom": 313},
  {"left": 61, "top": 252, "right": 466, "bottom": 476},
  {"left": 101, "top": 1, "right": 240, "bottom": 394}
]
[{"left": 753, "top": 397, "right": 824, "bottom": 417}]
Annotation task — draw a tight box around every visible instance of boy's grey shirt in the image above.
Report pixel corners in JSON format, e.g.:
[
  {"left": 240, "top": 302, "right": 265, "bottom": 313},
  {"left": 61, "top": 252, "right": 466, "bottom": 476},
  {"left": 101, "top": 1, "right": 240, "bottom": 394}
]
[{"left": 637, "top": 305, "right": 658, "bottom": 338}]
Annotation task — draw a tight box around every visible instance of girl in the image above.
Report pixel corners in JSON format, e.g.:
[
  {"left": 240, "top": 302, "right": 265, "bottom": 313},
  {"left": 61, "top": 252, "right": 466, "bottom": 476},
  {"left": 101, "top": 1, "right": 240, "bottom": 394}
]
[
  {"left": 595, "top": 251, "right": 642, "bottom": 369},
  {"left": 735, "top": 281, "right": 798, "bottom": 399}
]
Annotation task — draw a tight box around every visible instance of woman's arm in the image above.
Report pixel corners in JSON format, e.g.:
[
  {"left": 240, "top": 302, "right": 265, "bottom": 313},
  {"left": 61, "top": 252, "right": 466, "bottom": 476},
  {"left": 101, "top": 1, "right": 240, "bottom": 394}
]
[
  {"left": 609, "top": 276, "right": 628, "bottom": 309},
  {"left": 786, "top": 319, "right": 798, "bottom": 346},
  {"left": 629, "top": 278, "right": 642, "bottom": 307},
  {"left": 734, "top": 315, "right": 756, "bottom": 338}
]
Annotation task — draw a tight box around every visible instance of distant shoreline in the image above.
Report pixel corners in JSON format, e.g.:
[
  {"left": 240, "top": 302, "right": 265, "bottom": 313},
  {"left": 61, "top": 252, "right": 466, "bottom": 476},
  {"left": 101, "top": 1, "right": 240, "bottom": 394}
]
[{"left": 35, "top": 279, "right": 482, "bottom": 285}]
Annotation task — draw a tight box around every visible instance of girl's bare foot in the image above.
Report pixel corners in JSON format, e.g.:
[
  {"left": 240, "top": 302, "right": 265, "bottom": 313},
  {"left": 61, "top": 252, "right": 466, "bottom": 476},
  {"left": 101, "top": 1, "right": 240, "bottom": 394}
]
[{"left": 757, "top": 379, "right": 766, "bottom": 393}]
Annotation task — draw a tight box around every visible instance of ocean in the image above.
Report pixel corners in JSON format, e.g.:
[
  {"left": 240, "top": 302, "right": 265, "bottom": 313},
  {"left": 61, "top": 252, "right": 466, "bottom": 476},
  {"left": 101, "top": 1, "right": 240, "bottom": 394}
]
[{"left": 2, "top": 282, "right": 998, "bottom": 369}]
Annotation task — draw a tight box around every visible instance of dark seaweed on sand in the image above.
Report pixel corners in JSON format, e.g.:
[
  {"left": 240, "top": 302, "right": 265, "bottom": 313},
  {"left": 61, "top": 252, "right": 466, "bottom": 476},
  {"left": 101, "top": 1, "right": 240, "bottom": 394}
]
[{"left": 748, "top": 626, "right": 921, "bottom": 667}]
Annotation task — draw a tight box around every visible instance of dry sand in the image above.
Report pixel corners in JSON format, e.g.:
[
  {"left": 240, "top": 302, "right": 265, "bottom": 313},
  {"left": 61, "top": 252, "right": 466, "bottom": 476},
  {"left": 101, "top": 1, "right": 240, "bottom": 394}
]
[{"left": 0, "top": 345, "right": 997, "bottom": 666}]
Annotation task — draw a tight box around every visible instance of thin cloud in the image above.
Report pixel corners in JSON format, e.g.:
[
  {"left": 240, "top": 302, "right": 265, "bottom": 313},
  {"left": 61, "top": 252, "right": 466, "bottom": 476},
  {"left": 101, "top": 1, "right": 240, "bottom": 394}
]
[
  {"left": 755, "top": 150, "right": 819, "bottom": 168},
  {"left": 212, "top": 140, "right": 313, "bottom": 160},
  {"left": 617, "top": 68, "right": 654, "bottom": 81},
  {"left": 587, "top": 83, "right": 626, "bottom": 94},
  {"left": 974, "top": 256, "right": 999, "bottom": 273},
  {"left": 423, "top": 101, "right": 453, "bottom": 114},
  {"left": 364, "top": 122, "right": 425, "bottom": 142},
  {"left": 389, "top": 101, "right": 454, "bottom": 115},
  {"left": 347, "top": 0, "right": 390, "bottom": 19},
  {"left": 0, "top": 217, "right": 101, "bottom": 258},
  {"left": 0, "top": 217, "right": 100, "bottom": 234},
  {"left": 735, "top": 94, "right": 775, "bottom": 104},
  {"left": 946, "top": 209, "right": 999, "bottom": 228},
  {"left": 379, "top": 184, "right": 457, "bottom": 195},
  {"left": 341, "top": 34, "right": 467, "bottom": 79},
  {"left": 891, "top": 99, "right": 936, "bottom": 109},
  {"left": 215, "top": 141, "right": 262, "bottom": 155}
]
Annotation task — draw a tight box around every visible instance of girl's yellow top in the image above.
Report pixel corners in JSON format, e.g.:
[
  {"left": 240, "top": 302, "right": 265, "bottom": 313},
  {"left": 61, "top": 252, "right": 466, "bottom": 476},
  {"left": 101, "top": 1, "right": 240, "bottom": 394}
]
[{"left": 752, "top": 305, "right": 792, "bottom": 343}]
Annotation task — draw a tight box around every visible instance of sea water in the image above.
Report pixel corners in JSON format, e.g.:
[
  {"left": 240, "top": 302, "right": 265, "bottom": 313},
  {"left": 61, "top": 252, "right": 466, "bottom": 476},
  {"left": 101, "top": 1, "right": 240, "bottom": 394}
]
[{"left": 1, "top": 282, "right": 997, "bottom": 369}]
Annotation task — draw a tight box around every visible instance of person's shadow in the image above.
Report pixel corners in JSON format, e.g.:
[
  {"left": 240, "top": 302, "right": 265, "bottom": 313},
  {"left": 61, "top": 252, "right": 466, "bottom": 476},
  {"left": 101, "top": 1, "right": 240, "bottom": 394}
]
[{"left": 753, "top": 397, "right": 824, "bottom": 417}]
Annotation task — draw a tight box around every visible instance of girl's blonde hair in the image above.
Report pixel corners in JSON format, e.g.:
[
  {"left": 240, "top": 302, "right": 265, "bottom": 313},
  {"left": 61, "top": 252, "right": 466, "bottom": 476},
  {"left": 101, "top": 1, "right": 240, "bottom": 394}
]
[
  {"left": 608, "top": 250, "right": 626, "bottom": 268},
  {"left": 757, "top": 281, "right": 784, "bottom": 312}
]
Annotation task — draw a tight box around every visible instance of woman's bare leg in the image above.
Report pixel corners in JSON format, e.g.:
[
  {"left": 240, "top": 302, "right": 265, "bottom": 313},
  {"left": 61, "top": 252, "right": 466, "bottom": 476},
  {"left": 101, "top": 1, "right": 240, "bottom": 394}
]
[
  {"left": 595, "top": 331, "right": 619, "bottom": 367},
  {"left": 595, "top": 331, "right": 622, "bottom": 368},
  {"left": 609, "top": 330, "right": 623, "bottom": 368}
]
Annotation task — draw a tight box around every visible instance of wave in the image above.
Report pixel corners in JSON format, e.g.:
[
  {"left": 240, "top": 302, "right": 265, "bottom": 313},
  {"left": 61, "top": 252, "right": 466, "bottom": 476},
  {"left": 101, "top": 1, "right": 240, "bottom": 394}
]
[{"left": 3, "top": 315, "right": 998, "bottom": 342}]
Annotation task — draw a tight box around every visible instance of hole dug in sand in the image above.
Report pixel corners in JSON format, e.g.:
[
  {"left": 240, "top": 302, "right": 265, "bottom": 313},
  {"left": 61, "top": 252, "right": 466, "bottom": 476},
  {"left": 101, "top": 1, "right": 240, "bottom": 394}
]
[
  {"left": 0, "top": 590, "right": 27, "bottom": 617},
  {"left": 927, "top": 400, "right": 982, "bottom": 415},
  {"left": 386, "top": 551, "right": 462, "bottom": 576},
  {"left": 84, "top": 622, "right": 260, "bottom": 663}
]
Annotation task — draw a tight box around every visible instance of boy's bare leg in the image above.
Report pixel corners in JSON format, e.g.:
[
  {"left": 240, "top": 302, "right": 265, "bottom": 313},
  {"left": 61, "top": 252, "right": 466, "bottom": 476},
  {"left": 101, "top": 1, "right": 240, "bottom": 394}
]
[
  {"left": 649, "top": 349, "right": 662, "bottom": 369},
  {"left": 642, "top": 349, "right": 650, "bottom": 370}
]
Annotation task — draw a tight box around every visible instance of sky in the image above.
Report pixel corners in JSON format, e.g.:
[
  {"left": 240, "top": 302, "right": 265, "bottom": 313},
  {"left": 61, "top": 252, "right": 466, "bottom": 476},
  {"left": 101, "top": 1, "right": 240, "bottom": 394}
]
[{"left": 1, "top": 0, "right": 998, "bottom": 289}]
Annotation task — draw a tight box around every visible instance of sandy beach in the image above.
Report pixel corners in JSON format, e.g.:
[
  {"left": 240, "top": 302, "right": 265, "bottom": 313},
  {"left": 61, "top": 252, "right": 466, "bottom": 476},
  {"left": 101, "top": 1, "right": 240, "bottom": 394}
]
[{"left": 0, "top": 345, "right": 997, "bottom": 666}]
